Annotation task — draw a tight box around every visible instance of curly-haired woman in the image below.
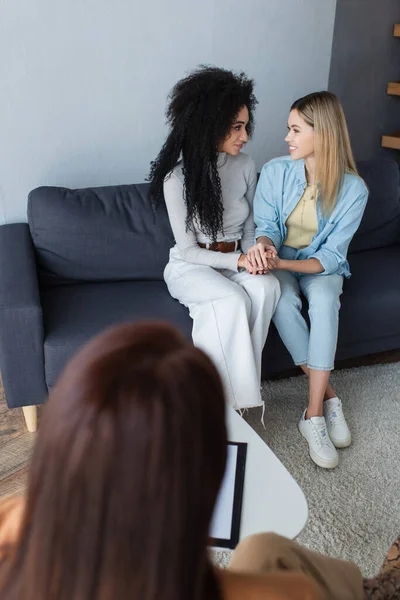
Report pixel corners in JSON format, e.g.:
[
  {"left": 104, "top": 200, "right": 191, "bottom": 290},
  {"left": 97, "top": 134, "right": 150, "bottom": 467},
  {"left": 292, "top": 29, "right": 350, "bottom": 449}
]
[{"left": 149, "top": 66, "right": 280, "bottom": 412}]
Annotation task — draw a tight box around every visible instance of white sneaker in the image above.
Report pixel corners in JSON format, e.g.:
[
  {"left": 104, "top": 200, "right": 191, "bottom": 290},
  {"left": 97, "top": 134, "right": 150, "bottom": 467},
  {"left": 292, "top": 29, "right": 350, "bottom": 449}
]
[
  {"left": 298, "top": 409, "right": 339, "bottom": 469},
  {"left": 323, "top": 397, "right": 351, "bottom": 448}
]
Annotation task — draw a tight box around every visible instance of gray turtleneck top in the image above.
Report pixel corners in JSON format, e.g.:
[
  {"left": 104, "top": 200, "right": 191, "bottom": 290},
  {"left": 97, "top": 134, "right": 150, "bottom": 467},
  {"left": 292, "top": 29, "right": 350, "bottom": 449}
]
[{"left": 163, "top": 152, "right": 257, "bottom": 271}]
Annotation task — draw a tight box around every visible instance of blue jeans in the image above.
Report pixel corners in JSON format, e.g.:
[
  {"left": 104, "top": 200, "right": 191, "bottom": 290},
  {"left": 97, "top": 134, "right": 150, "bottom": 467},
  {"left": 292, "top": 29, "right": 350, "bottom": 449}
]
[{"left": 272, "top": 246, "right": 343, "bottom": 371}]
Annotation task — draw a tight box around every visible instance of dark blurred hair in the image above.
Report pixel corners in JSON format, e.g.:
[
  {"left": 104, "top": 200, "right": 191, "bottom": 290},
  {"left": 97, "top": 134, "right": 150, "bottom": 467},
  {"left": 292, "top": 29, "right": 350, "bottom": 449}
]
[
  {"left": 0, "top": 322, "right": 227, "bottom": 600},
  {"left": 148, "top": 65, "right": 257, "bottom": 240}
]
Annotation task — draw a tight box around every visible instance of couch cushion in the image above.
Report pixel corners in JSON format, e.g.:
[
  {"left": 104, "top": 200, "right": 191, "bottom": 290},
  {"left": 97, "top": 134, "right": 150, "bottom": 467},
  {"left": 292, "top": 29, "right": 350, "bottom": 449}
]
[
  {"left": 340, "top": 245, "right": 400, "bottom": 347},
  {"left": 41, "top": 280, "right": 192, "bottom": 387},
  {"left": 350, "top": 158, "right": 400, "bottom": 253},
  {"left": 28, "top": 184, "right": 174, "bottom": 284}
]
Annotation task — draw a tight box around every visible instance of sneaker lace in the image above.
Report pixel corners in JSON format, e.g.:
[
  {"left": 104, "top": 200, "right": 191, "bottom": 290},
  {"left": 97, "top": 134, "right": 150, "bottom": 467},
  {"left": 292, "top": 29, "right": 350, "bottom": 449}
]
[
  {"left": 327, "top": 407, "right": 345, "bottom": 427},
  {"left": 312, "top": 421, "right": 334, "bottom": 449}
]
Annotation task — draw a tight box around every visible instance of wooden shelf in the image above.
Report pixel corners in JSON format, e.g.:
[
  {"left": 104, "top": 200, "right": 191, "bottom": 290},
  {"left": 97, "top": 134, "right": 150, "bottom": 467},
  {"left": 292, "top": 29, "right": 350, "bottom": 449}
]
[
  {"left": 382, "top": 133, "right": 400, "bottom": 150},
  {"left": 387, "top": 81, "right": 400, "bottom": 95},
  {"left": 383, "top": 25, "right": 400, "bottom": 151}
]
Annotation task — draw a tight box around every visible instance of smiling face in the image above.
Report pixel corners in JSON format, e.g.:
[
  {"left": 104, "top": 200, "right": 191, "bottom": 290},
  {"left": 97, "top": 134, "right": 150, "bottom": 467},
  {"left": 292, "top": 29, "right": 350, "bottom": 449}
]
[
  {"left": 218, "top": 105, "right": 249, "bottom": 155},
  {"left": 285, "top": 109, "right": 315, "bottom": 161}
]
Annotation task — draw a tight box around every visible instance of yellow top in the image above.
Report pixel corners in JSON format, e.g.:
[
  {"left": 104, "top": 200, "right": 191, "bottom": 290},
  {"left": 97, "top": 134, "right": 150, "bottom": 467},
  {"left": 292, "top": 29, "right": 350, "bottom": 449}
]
[{"left": 284, "top": 184, "right": 318, "bottom": 249}]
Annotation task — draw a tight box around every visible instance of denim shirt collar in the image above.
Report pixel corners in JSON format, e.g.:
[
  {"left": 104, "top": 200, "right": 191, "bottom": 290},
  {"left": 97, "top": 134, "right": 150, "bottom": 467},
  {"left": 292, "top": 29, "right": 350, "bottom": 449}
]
[{"left": 294, "top": 159, "right": 307, "bottom": 187}]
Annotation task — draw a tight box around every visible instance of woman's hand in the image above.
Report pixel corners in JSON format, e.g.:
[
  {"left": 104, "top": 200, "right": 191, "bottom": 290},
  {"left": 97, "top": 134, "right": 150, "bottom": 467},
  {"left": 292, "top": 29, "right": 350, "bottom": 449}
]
[
  {"left": 247, "top": 241, "right": 277, "bottom": 273},
  {"left": 237, "top": 254, "right": 262, "bottom": 275},
  {"left": 266, "top": 255, "right": 281, "bottom": 270}
]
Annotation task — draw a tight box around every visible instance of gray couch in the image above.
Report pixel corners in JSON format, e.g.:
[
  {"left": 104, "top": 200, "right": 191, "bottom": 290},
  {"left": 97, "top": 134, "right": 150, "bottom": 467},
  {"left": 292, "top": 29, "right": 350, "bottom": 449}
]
[{"left": 0, "top": 157, "right": 399, "bottom": 421}]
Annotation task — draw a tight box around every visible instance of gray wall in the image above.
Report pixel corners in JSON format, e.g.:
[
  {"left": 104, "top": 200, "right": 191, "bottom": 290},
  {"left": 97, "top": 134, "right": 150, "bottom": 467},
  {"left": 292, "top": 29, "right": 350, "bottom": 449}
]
[
  {"left": 0, "top": 0, "right": 337, "bottom": 224},
  {"left": 329, "top": 0, "right": 400, "bottom": 161}
]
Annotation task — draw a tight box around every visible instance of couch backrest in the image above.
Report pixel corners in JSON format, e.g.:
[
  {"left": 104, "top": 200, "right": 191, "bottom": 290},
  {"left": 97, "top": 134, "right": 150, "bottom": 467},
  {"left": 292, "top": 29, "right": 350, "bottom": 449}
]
[
  {"left": 349, "top": 157, "right": 400, "bottom": 253},
  {"left": 28, "top": 158, "right": 400, "bottom": 285},
  {"left": 28, "top": 183, "right": 174, "bottom": 284}
]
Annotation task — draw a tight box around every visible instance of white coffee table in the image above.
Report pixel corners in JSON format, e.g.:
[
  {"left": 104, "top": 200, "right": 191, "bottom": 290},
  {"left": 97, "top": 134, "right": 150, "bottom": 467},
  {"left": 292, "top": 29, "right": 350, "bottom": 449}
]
[{"left": 220, "top": 406, "right": 308, "bottom": 544}]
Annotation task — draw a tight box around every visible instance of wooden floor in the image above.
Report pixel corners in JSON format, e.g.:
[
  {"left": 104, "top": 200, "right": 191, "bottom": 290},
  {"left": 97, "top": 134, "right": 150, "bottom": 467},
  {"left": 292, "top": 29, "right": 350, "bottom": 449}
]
[{"left": 0, "top": 377, "right": 41, "bottom": 496}]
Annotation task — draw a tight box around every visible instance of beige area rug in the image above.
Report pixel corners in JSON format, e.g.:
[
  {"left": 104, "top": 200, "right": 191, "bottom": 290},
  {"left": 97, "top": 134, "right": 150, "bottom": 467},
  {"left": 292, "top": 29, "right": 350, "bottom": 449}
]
[{"left": 212, "top": 362, "right": 400, "bottom": 578}]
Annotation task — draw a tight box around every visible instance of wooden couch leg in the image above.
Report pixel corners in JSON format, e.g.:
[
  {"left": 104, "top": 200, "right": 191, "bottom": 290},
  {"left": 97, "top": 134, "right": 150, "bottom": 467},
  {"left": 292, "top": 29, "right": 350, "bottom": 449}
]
[{"left": 22, "top": 406, "right": 38, "bottom": 432}]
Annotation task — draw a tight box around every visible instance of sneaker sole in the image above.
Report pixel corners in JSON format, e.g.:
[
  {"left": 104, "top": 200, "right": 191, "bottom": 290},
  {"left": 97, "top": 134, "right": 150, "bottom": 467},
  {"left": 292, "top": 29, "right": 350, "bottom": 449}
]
[
  {"left": 298, "top": 425, "right": 339, "bottom": 469},
  {"left": 330, "top": 435, "right": 351, "bottom": 449}
]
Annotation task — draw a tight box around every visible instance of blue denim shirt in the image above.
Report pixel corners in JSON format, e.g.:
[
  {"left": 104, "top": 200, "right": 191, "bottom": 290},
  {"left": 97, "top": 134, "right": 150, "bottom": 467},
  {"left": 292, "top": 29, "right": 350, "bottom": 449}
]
[{"left": 254, "top": 156, "right": 369, "bottom": 278}]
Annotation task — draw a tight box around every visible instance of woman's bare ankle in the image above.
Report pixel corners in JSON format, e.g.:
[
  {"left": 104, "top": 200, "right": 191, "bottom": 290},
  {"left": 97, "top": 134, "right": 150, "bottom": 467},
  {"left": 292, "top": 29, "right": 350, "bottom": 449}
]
[{"left": 305, "top": 408, "right": 323, "bottom": 419}]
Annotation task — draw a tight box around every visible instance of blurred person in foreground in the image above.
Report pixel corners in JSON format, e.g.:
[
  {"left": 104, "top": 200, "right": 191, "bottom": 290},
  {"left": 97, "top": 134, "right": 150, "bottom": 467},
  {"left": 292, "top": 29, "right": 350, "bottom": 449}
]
[{"left": 0, "top": 321, "right": 398, "bottom": 600}]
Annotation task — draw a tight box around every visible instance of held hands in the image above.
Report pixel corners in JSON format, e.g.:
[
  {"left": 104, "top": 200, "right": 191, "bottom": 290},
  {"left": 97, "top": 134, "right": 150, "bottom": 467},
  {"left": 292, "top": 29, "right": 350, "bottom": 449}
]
[
  {"left": 237, "top": 254, "right": 261, "bottom": 274},
  {"left": 238, "top": 244, "right": 323, "bottom": 276},
  {"left": 244, "top": 242, "right": 280, "bottom": 274}
]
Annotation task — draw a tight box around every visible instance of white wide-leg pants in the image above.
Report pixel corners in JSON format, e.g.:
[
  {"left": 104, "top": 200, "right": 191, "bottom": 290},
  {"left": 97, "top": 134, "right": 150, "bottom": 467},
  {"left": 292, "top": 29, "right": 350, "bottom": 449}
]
[{"left": 164, "top": 247, "right": 281, "bottom": 410}]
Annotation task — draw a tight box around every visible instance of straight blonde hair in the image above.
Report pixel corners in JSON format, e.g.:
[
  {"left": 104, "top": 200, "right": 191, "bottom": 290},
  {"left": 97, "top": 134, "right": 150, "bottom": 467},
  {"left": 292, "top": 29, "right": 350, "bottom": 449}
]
[{"left": 291, "top": 91, "right": 358, "bottom": 216}]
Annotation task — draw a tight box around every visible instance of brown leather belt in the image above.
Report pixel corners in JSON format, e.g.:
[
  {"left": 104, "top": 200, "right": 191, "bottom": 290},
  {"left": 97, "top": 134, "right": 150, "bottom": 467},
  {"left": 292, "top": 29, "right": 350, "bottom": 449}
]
[{"left": 198, "top": 240, "right": 239, "bottom": 253}]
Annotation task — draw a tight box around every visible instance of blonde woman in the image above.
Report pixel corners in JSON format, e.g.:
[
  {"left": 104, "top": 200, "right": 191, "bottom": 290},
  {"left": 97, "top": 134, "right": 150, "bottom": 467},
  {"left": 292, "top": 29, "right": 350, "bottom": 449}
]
[{"left": 249, "top": 92, "right": 368, "bottom": 469}]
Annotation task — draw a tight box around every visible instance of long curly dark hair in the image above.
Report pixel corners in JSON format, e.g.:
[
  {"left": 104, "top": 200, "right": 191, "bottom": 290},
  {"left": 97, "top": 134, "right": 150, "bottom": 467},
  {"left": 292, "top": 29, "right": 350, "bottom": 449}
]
[{"left": 148, "top": 66, "right": 257, "bottom": 240}]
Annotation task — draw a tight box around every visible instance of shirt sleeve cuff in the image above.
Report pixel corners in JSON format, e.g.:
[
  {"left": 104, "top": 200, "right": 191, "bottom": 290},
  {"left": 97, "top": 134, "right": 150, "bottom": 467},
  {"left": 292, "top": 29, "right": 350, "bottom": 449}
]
[
  {"left": 308, "top": 250, "right": 338, "bottom": 275},
  {"left": 255, "top": 229, "right": 281, "bottom": 249},
  {"left": 214, "top": 252, "right": 241, "bottom": 271}
]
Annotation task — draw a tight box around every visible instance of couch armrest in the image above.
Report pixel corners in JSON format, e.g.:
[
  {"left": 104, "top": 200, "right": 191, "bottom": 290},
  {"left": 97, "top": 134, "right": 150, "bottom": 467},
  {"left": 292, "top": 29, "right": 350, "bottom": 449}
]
[{"left": 0, "top": 224, "right": 48, "bottom": 408}]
